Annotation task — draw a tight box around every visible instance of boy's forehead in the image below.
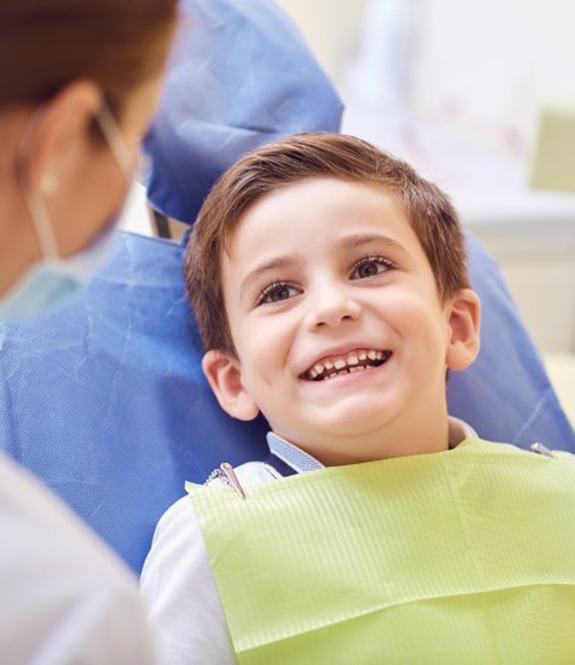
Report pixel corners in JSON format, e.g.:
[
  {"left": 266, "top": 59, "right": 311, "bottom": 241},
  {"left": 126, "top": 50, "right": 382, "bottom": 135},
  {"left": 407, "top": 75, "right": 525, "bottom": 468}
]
[{"left": 222, "top": 177, "right": 413, "bottom": 261}]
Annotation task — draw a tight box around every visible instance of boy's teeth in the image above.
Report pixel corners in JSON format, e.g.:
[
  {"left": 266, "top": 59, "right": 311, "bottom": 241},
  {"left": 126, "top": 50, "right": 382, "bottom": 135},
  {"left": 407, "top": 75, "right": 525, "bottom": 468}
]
[
  {"left": 305, "top": 348, "right": 391, "bottom": 380},
  {"left": 307, "top": 349, "right": 391, "bottom": 381}
]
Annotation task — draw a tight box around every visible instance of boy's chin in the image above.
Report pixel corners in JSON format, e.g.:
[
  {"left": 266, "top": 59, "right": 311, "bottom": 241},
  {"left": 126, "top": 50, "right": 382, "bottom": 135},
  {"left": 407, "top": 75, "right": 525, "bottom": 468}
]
[{"left": 304, "top": 400, "right": 403, "bottom": 440}]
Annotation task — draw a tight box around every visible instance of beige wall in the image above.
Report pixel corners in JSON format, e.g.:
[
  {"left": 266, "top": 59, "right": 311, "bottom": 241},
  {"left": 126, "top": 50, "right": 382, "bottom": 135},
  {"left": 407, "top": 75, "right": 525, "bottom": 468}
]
[
  {"left": 277, "top": 0, "right": 575, "bottom": 149},
  {"left": 469, "top": 221, "right": 575, "bottom": 353},
  {"left": 276, "top": 0, "right": 366, "bottom": 84},
  {"left": 414, "top": 0, "right": 575, "bottom": 150}
]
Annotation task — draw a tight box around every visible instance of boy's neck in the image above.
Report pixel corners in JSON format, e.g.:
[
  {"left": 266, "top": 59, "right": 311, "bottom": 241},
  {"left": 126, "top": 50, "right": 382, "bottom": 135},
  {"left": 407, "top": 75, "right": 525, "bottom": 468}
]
[{"left": 274, "top": 404, "right": 454, "bottom": 467}]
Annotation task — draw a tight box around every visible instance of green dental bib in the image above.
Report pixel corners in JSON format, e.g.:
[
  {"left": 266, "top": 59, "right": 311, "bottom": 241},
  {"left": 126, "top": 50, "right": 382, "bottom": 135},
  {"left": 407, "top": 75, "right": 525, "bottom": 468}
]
[{"left": 186, "top": 438, "right": 575, "bottom": 664}]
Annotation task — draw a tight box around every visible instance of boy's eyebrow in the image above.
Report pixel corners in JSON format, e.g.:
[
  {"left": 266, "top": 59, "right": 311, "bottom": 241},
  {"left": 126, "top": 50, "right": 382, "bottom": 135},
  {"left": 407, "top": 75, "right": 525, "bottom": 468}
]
[
  {"left": 339, "top": 233, "right": 408, "bottom": 254},
  {"left": 240, "top": 256, "right": 298, "bottom": 294}
]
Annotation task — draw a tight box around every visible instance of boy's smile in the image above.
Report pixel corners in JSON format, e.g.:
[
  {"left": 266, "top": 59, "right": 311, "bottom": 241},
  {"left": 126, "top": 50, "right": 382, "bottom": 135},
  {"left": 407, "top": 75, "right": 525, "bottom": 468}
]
[
  {"left": 205, "top": 177, "right": 480, "bottom": 465},
  {"left": 301, "top": 347, "right": 392, "bottom": 381}
]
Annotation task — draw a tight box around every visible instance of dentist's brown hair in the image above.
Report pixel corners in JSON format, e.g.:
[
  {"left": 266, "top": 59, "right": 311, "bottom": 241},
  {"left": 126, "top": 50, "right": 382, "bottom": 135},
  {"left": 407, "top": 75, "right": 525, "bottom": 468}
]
[
  {"left": 185, "top": 133, "right": 470, "bottom": 355},
  {"left": 0, "top": 0, "right": 177, "bottom": 117}
]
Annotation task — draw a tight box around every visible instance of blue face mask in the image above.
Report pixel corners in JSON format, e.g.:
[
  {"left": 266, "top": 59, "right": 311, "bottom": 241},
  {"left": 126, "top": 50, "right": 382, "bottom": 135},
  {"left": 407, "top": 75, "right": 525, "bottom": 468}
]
[{"left": 0, "top": 105, "right": 134, "bottom": 322}]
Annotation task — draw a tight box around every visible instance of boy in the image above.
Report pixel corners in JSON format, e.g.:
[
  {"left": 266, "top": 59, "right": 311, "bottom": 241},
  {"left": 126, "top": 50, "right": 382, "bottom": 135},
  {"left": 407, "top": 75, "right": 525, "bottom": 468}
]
[{"left": 141, "top": 133, "right": 575, "bottom": 664}]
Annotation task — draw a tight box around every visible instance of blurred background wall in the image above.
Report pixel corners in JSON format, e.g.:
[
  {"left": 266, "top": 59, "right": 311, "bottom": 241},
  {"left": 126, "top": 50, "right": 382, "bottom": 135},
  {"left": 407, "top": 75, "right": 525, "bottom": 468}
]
[{"left": 276, "top": 0, "right": 575, "bottom": 358}]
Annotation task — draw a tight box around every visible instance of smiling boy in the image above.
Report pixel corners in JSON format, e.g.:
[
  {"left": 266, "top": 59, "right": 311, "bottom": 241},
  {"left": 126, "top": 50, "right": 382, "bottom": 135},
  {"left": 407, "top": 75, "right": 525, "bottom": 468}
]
[
  {"left": 189, "top": 133, "right": 480, "bottom": 467},
  {"left": 141, "top": 134, "right": 575, "bottom": 664}
]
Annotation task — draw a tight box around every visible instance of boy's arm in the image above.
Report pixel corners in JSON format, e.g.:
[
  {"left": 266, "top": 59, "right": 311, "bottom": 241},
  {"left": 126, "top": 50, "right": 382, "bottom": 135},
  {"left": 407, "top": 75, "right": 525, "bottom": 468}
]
[{"left": 141, "top": 495, "right": 236, "bottom": 665}]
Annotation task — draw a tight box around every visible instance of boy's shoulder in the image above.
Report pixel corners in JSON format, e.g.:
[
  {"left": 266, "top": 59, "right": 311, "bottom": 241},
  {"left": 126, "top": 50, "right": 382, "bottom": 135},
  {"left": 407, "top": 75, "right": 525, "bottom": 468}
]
[
  {"left": 152, "top": 461, "right": 282, "bottom": 537},
  {"left": 455, "top": 438, "right": 575, "bottom": 493},
  {"left": 143, "top": 461, "right": 282, "bottom": 597},
  {"left": 463, "top": 437, "right": 574, "bottom": 461}
]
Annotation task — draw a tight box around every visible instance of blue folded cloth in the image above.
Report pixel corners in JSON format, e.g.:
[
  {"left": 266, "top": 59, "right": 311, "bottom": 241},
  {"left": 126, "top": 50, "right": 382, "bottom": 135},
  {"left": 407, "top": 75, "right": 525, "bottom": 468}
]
[{"left": 144, "top": 0, "right": 343, "bottom": 224}]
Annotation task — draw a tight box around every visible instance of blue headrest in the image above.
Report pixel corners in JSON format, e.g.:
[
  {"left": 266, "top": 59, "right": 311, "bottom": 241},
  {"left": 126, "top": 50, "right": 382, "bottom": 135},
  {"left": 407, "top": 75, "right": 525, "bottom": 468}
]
[
  {"left": 144, "top": 0, "right": 343, "bottom": 223},
  {"left": 1, "top": 232, "right": 573, "bottom": 574}
]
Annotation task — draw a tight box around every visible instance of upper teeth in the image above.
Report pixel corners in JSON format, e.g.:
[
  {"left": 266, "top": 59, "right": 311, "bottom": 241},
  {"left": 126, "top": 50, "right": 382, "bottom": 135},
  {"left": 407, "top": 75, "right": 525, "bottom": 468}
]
[{"left": 307, "top": 349, "right": 386, "bottom": 380}]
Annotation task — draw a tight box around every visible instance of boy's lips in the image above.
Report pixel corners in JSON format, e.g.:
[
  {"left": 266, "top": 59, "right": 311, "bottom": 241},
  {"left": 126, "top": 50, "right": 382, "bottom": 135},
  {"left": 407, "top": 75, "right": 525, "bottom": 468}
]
[{"left": 299, "top": 347, "right": 393, "bottom": 382}]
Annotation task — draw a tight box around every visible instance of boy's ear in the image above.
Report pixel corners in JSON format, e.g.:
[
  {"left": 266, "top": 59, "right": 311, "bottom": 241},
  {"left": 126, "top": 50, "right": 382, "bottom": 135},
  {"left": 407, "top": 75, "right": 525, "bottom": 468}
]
[
  {"left": 445, "top": 288, "right": 481, "bottom": 371},
  {"left": 202, "top": 349, "right": 260, "bottom": 421}
]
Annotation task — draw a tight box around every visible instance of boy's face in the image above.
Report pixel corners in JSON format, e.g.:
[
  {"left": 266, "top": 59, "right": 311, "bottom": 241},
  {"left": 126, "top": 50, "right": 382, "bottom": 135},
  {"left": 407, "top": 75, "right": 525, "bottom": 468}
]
[{"left": 204, "top": 177, "right": 480, "bottom": 464}]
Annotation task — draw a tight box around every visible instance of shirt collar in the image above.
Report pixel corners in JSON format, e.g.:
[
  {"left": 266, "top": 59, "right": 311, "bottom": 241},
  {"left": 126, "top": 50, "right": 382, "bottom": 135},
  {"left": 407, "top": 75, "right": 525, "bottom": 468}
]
[
  {"left": 266, "top": 416, "right": 478, "bottom": 475},
  {"left": 266, "top": 432, "right": 324, "bottom": 474},
  {"left": 449, "top": 416, "right": 477, "bottom": 446}
]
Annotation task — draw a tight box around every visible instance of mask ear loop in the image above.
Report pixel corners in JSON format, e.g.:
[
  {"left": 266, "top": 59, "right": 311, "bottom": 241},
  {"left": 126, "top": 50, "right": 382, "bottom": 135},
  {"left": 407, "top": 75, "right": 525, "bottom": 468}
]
[
  {"left": 15, "top": 110, "right": 61, "bottom": 262},
  {"left": 25, "top": 186, "right": 60, "bottom": 261},
  {"left": 95, "top": 104, "right": 134, "bottom": 176}
]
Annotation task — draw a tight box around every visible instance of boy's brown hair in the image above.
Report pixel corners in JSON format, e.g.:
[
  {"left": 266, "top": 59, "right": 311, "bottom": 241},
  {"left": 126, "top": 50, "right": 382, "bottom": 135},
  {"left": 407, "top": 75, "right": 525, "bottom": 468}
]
[{"left": 185, "top": 132, "right": 469, "bottom": 355}]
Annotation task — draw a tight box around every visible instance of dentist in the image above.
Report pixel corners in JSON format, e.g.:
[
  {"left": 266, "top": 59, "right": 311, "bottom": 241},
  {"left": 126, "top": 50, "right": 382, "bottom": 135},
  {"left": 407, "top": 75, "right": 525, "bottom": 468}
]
[{"left": 0, "top": 1, "right": 177, "bottom": 663}]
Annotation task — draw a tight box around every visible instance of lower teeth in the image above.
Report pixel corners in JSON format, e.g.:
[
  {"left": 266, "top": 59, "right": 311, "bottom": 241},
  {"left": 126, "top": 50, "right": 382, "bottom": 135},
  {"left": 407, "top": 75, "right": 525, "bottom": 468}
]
[{"left": 326, "top": 365, "right": 368, "bottom": 380}]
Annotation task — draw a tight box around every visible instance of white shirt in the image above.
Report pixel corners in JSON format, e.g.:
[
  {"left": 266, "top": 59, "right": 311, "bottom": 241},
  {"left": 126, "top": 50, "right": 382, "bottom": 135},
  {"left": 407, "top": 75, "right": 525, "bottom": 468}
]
[
  {"left": 140, "top": 418, "right": 476, "bottom": 665},
  {"left": 0, "top": 452, "right": 156, "bottom": 665}
]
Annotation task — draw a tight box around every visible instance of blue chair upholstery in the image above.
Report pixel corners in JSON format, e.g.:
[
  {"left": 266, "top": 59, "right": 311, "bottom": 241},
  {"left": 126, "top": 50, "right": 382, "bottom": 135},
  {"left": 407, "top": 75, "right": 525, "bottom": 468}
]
[
  {"left": 145, "top": 0, "right": 343, "bottom": 223},
  {"left": 449, "top": 232, "right": 574, "bottom": 448},
  {"left": 1, "top": 230, "right": 573, "bottom": 574},
  {"left": 0, "top": 0, "right": 573, "bottom": 576},
  {"left": 0, "top": 233, "right": 267, "bottom": 573}
]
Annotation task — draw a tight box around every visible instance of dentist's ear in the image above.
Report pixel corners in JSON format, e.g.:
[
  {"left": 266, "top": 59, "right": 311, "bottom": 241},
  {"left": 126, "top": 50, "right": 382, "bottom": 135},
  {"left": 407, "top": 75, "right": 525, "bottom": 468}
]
[
  {"left": 445, "top": 288, "right": 481, "bottom": 371},
  {"left": 16, "top": 80, "right": 103, "bottom": 194},
  {"left": 202, "top": 349, "right": 260, "bottom": 421}
]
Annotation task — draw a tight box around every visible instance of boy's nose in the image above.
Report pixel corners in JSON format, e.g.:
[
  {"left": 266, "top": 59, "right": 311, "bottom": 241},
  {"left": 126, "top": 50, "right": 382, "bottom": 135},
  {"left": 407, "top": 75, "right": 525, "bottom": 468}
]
[{"left": 305, "top": 289, "right": 362, "bottom": 331}]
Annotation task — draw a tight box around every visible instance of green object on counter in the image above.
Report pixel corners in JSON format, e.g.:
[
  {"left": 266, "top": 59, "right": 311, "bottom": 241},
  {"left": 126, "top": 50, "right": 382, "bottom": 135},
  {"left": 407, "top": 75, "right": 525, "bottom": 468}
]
[{"left": 531, "top": 107, "right": 575, "bottom": 192}]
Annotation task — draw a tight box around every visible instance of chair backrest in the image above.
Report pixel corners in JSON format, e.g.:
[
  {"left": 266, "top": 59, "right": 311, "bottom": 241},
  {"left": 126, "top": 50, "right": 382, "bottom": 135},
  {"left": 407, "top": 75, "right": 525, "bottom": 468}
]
[
  {"left": 144, "top": 0, "right": 343, "bottom": 224},
  {"left": 1, "top": 231, "right": 572, "bottom": 573},
  {"left": 0, "top": 233, "right": 264, "bottom": 572}
]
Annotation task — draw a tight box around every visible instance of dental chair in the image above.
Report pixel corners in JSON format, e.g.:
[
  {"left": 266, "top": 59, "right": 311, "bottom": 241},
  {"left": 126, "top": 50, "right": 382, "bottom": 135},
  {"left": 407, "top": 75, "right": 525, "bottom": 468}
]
[{"left": 0, "top": 0, "right": 573, "bottom": 575}]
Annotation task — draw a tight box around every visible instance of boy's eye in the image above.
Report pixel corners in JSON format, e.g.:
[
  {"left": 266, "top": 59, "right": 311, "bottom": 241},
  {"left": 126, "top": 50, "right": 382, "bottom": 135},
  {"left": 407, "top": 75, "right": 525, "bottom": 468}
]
[
  {"left": 258, "top": 282, "right": 300, "bottom": 305},
  {"left": 350, "top": 256, "right": 393, "bottom": 280}
]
